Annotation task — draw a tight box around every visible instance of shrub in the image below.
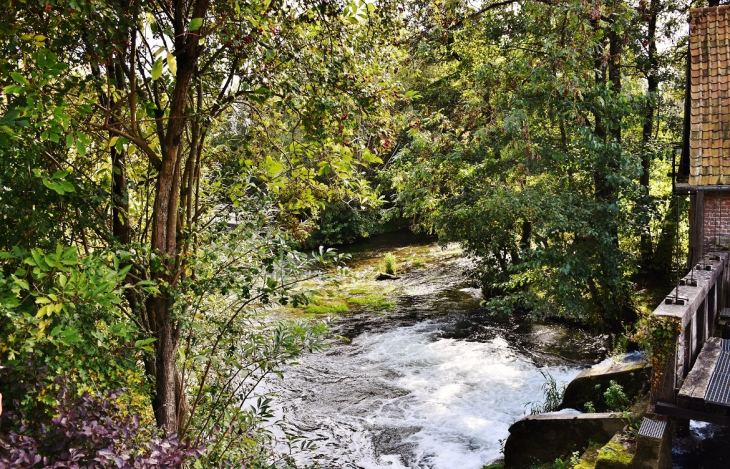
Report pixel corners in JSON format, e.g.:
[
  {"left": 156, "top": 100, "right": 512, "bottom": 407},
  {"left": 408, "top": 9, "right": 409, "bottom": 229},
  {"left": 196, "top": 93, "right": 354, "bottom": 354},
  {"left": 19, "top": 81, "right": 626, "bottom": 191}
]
[
  {"left": 604, "top": 380, "right": 630, "bottom": 411},
  {"left": 0, "top": 386, "right": 203, "bottom": 468}
]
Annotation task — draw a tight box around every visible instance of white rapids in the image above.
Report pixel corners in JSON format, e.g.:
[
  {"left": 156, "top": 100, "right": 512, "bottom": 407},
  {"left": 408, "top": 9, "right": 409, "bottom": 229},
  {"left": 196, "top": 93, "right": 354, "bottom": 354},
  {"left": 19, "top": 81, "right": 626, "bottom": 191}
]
[{"left": 267, "top": 319, "right": 583, "bottom": 469}]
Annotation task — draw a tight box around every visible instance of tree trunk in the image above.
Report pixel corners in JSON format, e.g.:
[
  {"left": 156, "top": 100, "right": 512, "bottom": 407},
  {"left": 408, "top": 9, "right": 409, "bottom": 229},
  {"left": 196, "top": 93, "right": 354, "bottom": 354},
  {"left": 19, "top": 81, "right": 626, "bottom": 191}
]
[
  {"left": 146, "top": 0, "right": 211, "bottom": 433},
  {"left": 640, "top": 0, "right": 660, "bottom": 266}
]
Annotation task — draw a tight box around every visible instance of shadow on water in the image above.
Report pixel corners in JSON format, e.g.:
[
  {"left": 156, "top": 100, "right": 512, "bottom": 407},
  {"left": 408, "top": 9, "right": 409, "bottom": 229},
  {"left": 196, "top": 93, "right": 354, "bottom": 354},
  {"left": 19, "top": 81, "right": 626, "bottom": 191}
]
[{"left": 673, "top": 421, "right": 730, "bottom": 469}]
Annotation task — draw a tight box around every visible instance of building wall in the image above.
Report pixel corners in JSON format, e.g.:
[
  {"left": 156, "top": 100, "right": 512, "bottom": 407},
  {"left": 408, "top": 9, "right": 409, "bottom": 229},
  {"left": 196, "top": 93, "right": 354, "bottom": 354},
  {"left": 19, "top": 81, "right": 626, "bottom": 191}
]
[{"left": 700, "top": 192, "right": 730, "bottom": 256}]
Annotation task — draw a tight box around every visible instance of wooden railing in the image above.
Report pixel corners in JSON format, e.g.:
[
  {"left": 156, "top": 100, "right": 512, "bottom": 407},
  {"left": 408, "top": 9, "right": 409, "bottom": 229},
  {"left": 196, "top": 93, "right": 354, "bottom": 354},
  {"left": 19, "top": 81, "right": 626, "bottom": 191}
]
[{"left": 653, "top": 251, "right": 729, "bottom": 406}]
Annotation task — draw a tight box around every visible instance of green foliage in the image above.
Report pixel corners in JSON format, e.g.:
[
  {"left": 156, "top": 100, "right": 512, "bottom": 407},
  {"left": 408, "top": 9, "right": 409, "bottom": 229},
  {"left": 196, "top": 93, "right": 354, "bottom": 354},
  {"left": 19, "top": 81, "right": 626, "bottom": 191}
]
[
  {"left": 384, "top": 0, "right": 685, "bottom": 329},
  {"left": 305, "top": 201, "right": 393, "bottom": 247},
  {"left": 305, "top": 302, "right": 349, "bottom": 314},
  {"left": 630, "top": 314, "right": 681, "bottom": 390},
  {"left": 529, "top": 369, "right": 566, "bottom": 415},
  {"left": 604, "top": 381, "right": 631, "bottom": 412},
  {"left": 383, "top": 252, "right": 397, "bottom": 275},
  {"left": 584, "top": 401, "right": 596, "bottom": 413},
  {"left": 0, "top": 245, "right": 149, "bottom": 413},
  {"left": 0, "top": 0, "right": 403, "bottom": 459}
]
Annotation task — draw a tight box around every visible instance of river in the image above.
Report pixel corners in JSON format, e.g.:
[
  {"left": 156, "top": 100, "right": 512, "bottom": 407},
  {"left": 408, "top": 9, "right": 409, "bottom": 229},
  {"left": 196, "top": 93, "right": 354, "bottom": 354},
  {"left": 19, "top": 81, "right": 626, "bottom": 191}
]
[{"left": 264, "top": 233, "right": 609, "bottom": 468}]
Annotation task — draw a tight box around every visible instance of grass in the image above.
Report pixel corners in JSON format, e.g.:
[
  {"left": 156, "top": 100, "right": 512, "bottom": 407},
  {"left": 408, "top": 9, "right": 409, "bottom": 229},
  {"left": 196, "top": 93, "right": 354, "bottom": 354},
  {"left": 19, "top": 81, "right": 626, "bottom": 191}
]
[
  {"left": 347, "top": 294, "right": 395, "bottom": 310},
  {"left": 382, "top": 252, "right": 397, "bottom": 275},
  {"left": 304, "top": 302, "right": 348, "bottom": 314},
  {"left": 274, "top": 240, "right": 464, "bottom": 320}
]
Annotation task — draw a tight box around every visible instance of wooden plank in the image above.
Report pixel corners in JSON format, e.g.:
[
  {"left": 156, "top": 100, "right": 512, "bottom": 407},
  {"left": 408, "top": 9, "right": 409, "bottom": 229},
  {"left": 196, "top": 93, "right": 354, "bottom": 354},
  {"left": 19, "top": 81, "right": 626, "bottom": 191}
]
[
  {"left": 655, "top": 400, "right": 730, "bottom": 425},
  {"left": 677, "top": 337, "right": 722, "bottom": 411}
]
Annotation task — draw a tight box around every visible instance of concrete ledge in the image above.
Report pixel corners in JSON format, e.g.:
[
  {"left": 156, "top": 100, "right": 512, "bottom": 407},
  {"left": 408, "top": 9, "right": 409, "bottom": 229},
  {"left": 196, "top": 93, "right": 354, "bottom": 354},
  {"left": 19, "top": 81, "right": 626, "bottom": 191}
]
[
  {"left": 504, "top": 413, "right": 628, "bottom": 468},
  {"left": 560, "top": 361, "right": 651, "bottom": 412},
  {"left": 632, "top": 417, "right": 672, "bottom": 469}
]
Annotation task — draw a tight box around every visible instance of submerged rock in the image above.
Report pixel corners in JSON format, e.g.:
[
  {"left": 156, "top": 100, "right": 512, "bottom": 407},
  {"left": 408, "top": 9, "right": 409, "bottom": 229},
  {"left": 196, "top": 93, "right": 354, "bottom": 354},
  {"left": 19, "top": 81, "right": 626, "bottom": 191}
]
[{"left": 375, "top": 272, "right": 400, "bottom": 280}]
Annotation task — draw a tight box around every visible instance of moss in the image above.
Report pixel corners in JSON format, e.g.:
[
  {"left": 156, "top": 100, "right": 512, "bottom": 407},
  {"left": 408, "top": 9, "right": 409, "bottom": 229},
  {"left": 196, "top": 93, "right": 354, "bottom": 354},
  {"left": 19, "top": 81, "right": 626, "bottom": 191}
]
[
  {"left": 595, "top": 439, "right": 634, "bottom": 469},
  {"left": 573, "top": 441, "right": 603, "bottom": 469},
  {"left": 347, "top": 294, "right": 395, "bottom": 310},
  {"left": 304, "top": 302, "right": 348, "bottom": 314},
  {"left": 482, "top": 465, "right": 504, "bottom": 469}
]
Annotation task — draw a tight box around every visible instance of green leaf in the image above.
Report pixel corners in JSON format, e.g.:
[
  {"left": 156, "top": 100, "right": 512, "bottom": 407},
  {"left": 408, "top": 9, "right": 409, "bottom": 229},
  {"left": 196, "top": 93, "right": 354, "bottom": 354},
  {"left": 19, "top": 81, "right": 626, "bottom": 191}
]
[
  {"left": 264, "top": 156, "right": 284, "bottom": 177},
  {"left": 43, "top": 179, "right": 65, "bottom": 194},
  {"left": 13, "top": 277, "right": 29, "bottom": 290},
  {"left": 151, "top": 58, "right": 163, "bottom": 81},
  {"left": 3, "top": 84, "right": 24, "bottom": 94},
  {"left": 75, "top": 140, "right": 86, "bottom": 156},
  {"left": 58, "top": 181, "right": 75, "bottom": 193},
  {"left": 52, "top": 170, "right": 70, "bottom": 179},
  {"left": 10, "top": 72, "right": 29, "bottom": 86},
  {"left": 189, "top": 18, "right": 203, "bottom": 31},
  {"left": 135, "top": 337, "right": 157, "bottom": 351},
  {"left": 59, "top": 327, "right": 81, "bottom": 345},
  {"left": 167, "top": 52, "right": 177, "bottom": 76}
]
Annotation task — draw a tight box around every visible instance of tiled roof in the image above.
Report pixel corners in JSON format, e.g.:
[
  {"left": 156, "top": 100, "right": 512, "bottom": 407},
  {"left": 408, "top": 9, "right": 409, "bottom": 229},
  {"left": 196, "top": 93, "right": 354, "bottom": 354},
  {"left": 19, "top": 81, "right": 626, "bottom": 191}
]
[{"left": 689, "top": 6, "right": 730, "bottom": 185}]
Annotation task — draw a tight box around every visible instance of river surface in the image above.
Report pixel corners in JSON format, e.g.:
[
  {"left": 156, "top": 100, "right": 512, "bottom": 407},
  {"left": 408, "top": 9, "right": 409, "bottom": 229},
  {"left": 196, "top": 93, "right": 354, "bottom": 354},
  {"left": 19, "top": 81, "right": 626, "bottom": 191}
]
[{"left": 264, "top": 233, "right": 608, "bottom": 468}]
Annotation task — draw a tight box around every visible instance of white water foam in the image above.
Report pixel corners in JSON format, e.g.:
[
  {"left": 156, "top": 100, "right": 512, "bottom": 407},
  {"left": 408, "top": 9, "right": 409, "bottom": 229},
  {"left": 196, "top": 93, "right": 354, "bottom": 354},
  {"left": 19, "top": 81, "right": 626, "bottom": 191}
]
[{"left": 271, "top": 320, "right": 583, "bottom": 469}]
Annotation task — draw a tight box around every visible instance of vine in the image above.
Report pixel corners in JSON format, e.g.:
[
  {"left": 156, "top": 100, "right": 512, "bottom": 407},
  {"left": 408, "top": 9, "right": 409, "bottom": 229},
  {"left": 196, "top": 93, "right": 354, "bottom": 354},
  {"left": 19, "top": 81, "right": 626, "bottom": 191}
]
[{"left": 630, "top": 314, "right": 682, "bottom": 390}]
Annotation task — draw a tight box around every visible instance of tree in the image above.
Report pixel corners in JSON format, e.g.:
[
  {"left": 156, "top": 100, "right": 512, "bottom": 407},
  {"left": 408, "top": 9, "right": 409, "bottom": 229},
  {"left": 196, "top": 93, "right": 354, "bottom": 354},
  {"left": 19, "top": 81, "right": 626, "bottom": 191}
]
[
  {"left": 1, "top": 0, "right": 401, "bottom": 435},
  {"left": 387, "top": 0, "right": 685, "bottom": 329}
]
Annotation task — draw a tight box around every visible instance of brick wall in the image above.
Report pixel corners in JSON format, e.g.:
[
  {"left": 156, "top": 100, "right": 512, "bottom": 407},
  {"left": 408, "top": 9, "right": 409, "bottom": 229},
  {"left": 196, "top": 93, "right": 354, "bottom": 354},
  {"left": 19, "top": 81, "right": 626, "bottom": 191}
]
[{"left": 701, "top": 192, "right": 730, "bottom": 254}]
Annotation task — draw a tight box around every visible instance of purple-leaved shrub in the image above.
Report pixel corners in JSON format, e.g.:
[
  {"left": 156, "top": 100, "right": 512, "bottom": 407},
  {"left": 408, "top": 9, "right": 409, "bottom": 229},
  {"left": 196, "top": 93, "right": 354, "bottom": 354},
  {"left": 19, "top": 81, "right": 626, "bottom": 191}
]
[{"left": 0, "top": 388, "right": 204, "bottom": 468}]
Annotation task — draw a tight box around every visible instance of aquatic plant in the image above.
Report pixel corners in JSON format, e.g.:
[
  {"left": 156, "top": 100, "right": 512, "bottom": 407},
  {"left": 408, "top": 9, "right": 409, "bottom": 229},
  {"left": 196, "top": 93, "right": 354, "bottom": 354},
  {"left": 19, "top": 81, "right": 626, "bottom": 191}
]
[
  {"left": 347, "top": 294, "right": 395, "bottom": 310},
  {"left": 305, "top": 302, "right": 349, "bottom": 314},
  {"left": 383, "top": 252, "right": 397, "bottom": 275},
  {"left": 529, "top": 369, "right": 566, "bottom": 414}
]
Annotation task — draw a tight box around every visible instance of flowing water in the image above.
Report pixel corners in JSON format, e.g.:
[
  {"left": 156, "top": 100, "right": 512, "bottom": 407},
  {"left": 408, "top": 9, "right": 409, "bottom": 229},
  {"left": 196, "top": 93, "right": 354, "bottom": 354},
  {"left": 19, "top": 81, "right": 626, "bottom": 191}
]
[{"left": 263, "top": 233, "right": 610, "bottom": 468}]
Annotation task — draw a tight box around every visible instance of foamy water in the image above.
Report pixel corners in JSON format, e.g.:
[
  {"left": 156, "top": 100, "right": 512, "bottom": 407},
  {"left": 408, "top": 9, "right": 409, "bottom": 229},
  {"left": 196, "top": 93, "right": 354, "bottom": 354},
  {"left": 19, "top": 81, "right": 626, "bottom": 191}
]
[{"left": 268, "top": 320, "right": 583, "bottom": 468}]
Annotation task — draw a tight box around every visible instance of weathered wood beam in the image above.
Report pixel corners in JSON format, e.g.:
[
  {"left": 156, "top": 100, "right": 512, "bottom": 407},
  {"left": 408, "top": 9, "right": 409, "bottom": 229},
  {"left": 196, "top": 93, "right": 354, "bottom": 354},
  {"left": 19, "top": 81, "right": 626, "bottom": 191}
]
[
  {"left": 655, "top": 401, "right": 730, "bottom": 424},
  {"left": 677, "top": 337, "right": 722, "bottom": 411}
]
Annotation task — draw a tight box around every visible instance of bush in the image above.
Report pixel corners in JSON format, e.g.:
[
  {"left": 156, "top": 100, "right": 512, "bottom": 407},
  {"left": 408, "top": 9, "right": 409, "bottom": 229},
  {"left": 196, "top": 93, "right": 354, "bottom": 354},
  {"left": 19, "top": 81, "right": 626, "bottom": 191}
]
[
  {"left": 604, "top": 380, "right": 630, "bottom": 411},
  {"left": 0, "top": 386, "right": 203, "bottom": 468}
]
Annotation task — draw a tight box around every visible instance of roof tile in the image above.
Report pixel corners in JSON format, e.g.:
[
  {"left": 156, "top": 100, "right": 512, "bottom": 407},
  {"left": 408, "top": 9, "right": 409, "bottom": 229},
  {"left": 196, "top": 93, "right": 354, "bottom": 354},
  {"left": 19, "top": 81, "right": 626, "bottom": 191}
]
[{"left": 689, "top": 6, "right": 730, "bottom": 185}]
